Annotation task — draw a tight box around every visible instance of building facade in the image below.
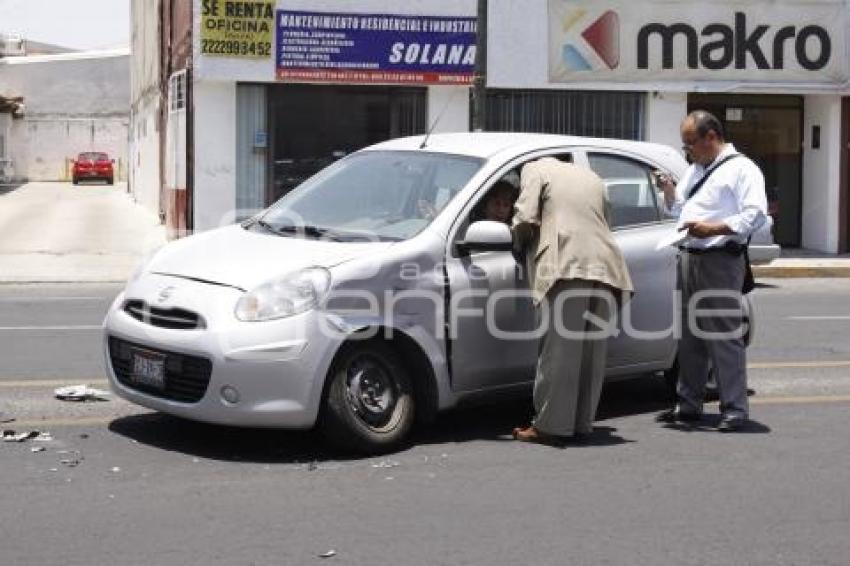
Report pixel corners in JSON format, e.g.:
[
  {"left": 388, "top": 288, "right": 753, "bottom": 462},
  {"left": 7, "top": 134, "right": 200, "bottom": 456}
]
[
  {"left": 134, "top": 0, "right": 850, "bottom": 252},
  {"left": 0, "top": 47, "right": 130, "bottom": 183}
]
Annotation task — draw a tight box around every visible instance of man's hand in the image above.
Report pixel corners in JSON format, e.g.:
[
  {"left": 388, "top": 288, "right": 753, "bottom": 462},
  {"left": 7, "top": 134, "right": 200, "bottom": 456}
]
[
  {"left": 653, "top": 170, "right": 676, "bottom": 206},
  {"left": 682, "top": 221, "right": 734, "bottom": 238}
]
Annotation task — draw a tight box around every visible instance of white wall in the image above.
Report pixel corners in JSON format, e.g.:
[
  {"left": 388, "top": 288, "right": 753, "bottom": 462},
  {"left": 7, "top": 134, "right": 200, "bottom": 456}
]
[
  {"left": 8, "top": 118, "right": 128, "bottom": 181},
  {"left": 802, "top": 95, "right": 842, "bottom": 253},
  {"left": 130, "top": 0, "right": 162, "bottom": 217},
  {"left": 193, "top": 81, "right": 237, "bottom": 232},
  {"left": 0, "top": 51, "right": 130, "bottom": 181},
  {"left": 645, "top": 92, "right": 687, "bottom": 154},
  {"left": 427, "top": 86, "right": 470, "bottom": 133},
  {"left": 130, "top": 97, "right": 161, "bottom": 216}
]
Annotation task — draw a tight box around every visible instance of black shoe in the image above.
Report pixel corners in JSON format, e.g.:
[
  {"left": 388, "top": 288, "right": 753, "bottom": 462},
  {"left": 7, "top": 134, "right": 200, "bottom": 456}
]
[
  {"left": 717, "top": 416, "right": 747, "bottom": 433},
  {"left": 655, "top": 408, "right": 701, "bottom": 424}
]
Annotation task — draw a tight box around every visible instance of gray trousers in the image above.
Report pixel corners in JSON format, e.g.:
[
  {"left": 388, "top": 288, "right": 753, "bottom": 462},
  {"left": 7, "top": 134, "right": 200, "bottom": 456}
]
[
  {"left": 677, "top": 250, "right": 749, "bottom": 419},
  {"left": 533, "top": 279, "right": 612, "bottom": 436}
]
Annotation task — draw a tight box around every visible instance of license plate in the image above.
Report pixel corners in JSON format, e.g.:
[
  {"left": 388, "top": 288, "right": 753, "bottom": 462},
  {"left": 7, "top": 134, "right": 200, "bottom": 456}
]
[{"left": 131, "top": 349, "right": 166, "bottom": 390}]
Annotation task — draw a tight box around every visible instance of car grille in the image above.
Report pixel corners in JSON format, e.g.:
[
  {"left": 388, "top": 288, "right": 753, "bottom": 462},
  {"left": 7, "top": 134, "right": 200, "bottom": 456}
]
[
  {"left": 123, "top": 300, "right": 205, "bottom": 330},
  {"left": 108, "top": 337, "right": 213, "bottom": 403}
]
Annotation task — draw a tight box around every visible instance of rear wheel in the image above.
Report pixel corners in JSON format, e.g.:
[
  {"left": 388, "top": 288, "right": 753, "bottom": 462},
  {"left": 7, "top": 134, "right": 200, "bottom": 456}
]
[
  {"left": 106, "top": 177, "right": 114, "bottom": 185},
  {"left": 72, "top": 178, "right": 79, "bottom": 185},
  {"left": 320, "top": 341, "right": 415, "bottom": 454}
]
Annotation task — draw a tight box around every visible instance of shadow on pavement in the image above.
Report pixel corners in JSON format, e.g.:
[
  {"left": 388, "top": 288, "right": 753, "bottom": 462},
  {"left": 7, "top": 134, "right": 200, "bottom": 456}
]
[
  {"left": 0, "top": 183, "right": 24, "bottom": 196},
  {"left": 661, "top": 416, "right": 771, "bottom": 434},
  {"left": 109, "top": 374, "right": 674, "bottom": 461}
]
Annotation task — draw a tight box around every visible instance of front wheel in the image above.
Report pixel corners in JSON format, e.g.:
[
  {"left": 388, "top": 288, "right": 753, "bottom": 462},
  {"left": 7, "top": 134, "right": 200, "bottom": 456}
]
[{"left": 320, "top": 342, "right": 415, "bottom": 454}]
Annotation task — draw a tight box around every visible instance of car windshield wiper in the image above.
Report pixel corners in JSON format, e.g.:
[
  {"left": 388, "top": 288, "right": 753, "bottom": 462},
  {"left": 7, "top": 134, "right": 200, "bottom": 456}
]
[
  {"left": 277, "top": 224, "right": 344, "bottom": 241},
  {"left": 252, "top": 218, "right": 284, "bottom": 236}
]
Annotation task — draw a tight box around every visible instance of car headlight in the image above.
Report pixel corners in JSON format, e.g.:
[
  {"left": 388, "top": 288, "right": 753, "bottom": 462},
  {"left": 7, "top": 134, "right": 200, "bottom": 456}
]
[{"left": 235, "top": 267, "right": 331, "bottom": 322}]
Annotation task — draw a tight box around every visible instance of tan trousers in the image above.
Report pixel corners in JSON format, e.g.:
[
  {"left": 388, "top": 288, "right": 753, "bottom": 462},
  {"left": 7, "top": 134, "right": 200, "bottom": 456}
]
[{"left": 532, "top": 279, "right": 611, "bottom": 437}]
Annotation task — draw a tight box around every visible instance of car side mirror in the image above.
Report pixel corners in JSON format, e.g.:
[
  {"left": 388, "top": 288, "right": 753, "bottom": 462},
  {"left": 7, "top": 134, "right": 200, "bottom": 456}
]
[{"left": 455, "top": 221, "right": 513, "bottom": 256}]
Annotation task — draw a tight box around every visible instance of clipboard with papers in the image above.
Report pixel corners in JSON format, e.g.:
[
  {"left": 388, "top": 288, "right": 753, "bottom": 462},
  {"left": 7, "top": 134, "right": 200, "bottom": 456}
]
[{"left": 655, "top": 228, "right": 690, "bottom": 251}]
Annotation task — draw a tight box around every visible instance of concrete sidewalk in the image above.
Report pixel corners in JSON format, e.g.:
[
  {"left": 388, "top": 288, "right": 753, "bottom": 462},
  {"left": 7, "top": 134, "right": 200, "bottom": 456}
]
[{"left": 0, "top": 182, "right": 166, "bottom": 283}]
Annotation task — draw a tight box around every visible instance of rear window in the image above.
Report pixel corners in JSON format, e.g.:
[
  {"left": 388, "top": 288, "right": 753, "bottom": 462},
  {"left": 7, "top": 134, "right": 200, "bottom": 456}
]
[{"left": 79, "top": 152, "right": 109, "bottom": 161}]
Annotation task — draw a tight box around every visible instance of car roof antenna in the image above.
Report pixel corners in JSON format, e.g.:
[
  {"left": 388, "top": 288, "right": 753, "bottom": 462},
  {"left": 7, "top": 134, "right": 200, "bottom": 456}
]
[{"left": 419, "top": 89, "right": 460, "bottom": 149}]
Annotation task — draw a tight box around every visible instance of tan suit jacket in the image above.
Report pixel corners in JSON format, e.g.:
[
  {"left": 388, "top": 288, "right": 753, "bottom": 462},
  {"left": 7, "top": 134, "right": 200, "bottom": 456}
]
[{"left": 512, "top": 157, "right": 634, "bottom": 304}]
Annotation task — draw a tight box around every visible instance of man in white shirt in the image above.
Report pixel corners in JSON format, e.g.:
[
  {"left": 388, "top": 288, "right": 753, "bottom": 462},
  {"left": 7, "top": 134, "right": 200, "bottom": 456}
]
[{"left": 656, "top": 110, "right": 768, "bottom": 432}]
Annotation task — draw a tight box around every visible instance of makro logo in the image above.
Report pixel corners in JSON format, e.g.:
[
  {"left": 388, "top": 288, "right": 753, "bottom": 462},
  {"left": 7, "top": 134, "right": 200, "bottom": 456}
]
[
  {"left": 559, "top": 9, "right": 620, "bottom": 71},
  {"left": 637, "top": 12, "right": 831, "bottom": 71}
]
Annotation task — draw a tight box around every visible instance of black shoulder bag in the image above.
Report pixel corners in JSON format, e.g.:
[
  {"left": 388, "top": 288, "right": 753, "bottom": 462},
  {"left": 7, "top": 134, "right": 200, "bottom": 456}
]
[{"left": 685, "top": 154, "right": 755, "bottom": 294}]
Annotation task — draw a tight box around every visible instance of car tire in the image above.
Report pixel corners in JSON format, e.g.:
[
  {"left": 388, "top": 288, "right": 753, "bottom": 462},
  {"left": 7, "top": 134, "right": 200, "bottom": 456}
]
[
  {"left": 320, "top": 341, "right": 415, "bottom": 454},
  {"left": 106, "top": 178, "right": 114, "bottom": 185},
  {"left": 72, "top": 178, "right": 79, "bottom": 185}
]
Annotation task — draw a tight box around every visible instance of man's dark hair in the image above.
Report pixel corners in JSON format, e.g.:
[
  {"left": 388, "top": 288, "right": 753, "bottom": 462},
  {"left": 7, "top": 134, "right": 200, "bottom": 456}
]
[{"left": 688, "top": 110, "right": 725, "bottom": 141}]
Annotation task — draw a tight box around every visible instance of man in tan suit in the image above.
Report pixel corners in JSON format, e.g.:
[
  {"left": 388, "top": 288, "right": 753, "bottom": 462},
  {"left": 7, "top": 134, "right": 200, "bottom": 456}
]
[{"left": 511, "top": 157, "right": 633, "bottom": 444}]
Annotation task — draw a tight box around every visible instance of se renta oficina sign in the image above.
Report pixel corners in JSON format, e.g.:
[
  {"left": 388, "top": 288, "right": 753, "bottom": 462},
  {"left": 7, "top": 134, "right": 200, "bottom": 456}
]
[{"left": 275, "top": 10, "right": 477, "bottom": 85}]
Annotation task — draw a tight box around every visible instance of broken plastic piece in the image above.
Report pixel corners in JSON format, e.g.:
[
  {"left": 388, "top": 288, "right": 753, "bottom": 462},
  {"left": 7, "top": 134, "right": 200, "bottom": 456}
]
[
  {"left": 54, "top": 384, "right": 110, "bottom": 402},
  {"left": 2, "top": 430, "right": 40, "bottom": 442},
  {"left": 319, "top": 550, "right": 336, "bottom": 559}
]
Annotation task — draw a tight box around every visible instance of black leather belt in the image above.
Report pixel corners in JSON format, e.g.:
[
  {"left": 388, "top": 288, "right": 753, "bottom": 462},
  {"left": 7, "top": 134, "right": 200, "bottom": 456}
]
[{"left": 679, "top": 241, "right": 747, "bottom": 255}]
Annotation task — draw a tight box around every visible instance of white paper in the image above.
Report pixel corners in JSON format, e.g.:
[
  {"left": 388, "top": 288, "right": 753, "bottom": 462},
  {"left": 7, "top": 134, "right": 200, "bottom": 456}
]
[{"left": 655, "top": 229, "right": 690, "bottom": 251}]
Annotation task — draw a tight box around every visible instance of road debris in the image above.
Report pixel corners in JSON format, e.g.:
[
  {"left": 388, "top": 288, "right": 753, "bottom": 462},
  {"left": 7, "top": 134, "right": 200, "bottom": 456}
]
[
  {"left": 371, "top": 460, "right": 400, "bottom": 469},
  {"left": 110, "top": 467, "right": 121, "bottom": 473},
  {"left": 0, "top": 412, "right": 14, "bottom": 424},
  {"left": 319, "top": 550, "right": 337, "bottom": 559},
  {"left": 307, "top": 461, "right": 319, "bottom": 471},
  {"left": 2, "top": 430, "right": 41, "bottom": 442},
  {"left": 31, "top": 446, "right": 46, "bottom": 453},
  {"left": 54, "top": 384, "right": 110, "bottom": 402}
]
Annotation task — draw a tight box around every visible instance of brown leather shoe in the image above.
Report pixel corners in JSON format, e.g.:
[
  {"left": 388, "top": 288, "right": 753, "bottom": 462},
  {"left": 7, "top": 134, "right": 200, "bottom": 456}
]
[{"left": 513, "top": 426, "right": 560, "bottom": 445}]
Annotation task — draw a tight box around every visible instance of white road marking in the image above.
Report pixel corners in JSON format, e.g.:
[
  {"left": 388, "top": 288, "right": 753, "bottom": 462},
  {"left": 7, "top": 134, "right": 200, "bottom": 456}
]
[
  {"left": 0, "top": 379, "right": 109, "bottom": 388},
  {"left": 787, "top": 316, "right": 850, "bottom": 321},
  {"left": 748, "top": 360, "right": 850, "bottom": 369},
  {"left": 0, "top": 325, "right": 102, "bottom": 331},
  {"left": 0, "top": 297, "right": 104, "bottom": 302}
]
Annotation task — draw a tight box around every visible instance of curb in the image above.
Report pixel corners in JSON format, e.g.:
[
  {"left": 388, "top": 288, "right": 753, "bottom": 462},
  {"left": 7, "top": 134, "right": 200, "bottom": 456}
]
[{"left": 753, "top": 265, "right": 850, "bottom": 278}]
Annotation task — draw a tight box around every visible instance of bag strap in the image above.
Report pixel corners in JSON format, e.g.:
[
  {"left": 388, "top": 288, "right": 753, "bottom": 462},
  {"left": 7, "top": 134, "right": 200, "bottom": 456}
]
[{"left": 686, "top": 154, "right": 742, "bottom": 200}]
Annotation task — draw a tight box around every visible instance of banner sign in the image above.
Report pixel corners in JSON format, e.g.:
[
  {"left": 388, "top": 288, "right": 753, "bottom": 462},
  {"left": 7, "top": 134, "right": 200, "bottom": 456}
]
[
  {"left": 201, "top": 0, "right": 275, "bottom": 59},
  {"left": 548, "top": 0, "right": 848, "bottom": 85},
  {"left": 275, "top": 10, "right": 477, "bottom": 84}
]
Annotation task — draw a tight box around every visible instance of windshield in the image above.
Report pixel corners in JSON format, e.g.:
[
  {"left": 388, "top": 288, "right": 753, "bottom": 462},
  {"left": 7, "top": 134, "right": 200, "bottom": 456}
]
[
  {"left": 258, "top": 151, "right": 483, "bottom": 241},
  {"left": 79, "top": 152, "right": 109, "bottom": 161}
]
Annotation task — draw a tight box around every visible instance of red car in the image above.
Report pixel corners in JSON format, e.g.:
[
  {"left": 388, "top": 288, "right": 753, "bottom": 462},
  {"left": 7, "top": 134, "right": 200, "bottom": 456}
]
[{"left": 72, "top": 152, "right": 114, "bottom": 185}]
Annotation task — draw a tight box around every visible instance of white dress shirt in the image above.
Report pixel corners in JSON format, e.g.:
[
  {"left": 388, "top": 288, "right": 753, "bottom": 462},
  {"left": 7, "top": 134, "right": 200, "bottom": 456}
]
[{"left": 666, "top": 143, "right": 768, "bottom": 250}]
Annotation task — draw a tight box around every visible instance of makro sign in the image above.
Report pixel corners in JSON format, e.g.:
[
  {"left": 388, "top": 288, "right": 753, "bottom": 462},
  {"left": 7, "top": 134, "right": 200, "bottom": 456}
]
[{"left": 548, "top": 0, "right": 848, "bottom": 85}]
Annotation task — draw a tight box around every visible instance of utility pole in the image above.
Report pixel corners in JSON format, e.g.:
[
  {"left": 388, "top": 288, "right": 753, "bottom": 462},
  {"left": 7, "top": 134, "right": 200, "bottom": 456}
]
[{"left": 471, "top": 0, "right": 487, "bottom": 131}]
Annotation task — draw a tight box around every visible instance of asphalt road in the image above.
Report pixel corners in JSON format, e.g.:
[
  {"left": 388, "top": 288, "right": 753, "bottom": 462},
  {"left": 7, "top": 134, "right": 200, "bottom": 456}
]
[{"left": 1, "top": 279, "right": 850, "bottom": 565}]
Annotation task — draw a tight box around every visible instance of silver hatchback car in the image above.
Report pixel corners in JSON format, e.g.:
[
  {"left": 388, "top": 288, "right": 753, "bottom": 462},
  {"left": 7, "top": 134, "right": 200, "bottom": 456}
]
[{"left": 104, "top": 133, "right": 771, "bottom": 453}]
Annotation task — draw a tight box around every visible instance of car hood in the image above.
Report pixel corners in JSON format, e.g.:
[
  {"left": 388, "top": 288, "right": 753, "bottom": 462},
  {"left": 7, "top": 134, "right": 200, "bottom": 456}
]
[{"left": 147, "top": 224, "right": 394, "bottom": 290}]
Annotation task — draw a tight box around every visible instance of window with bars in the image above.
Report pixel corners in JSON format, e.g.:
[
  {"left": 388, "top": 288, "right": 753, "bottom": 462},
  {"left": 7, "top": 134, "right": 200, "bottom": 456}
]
[{"left": 482, "top": 89, "right": 646, "bottom": 141}]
